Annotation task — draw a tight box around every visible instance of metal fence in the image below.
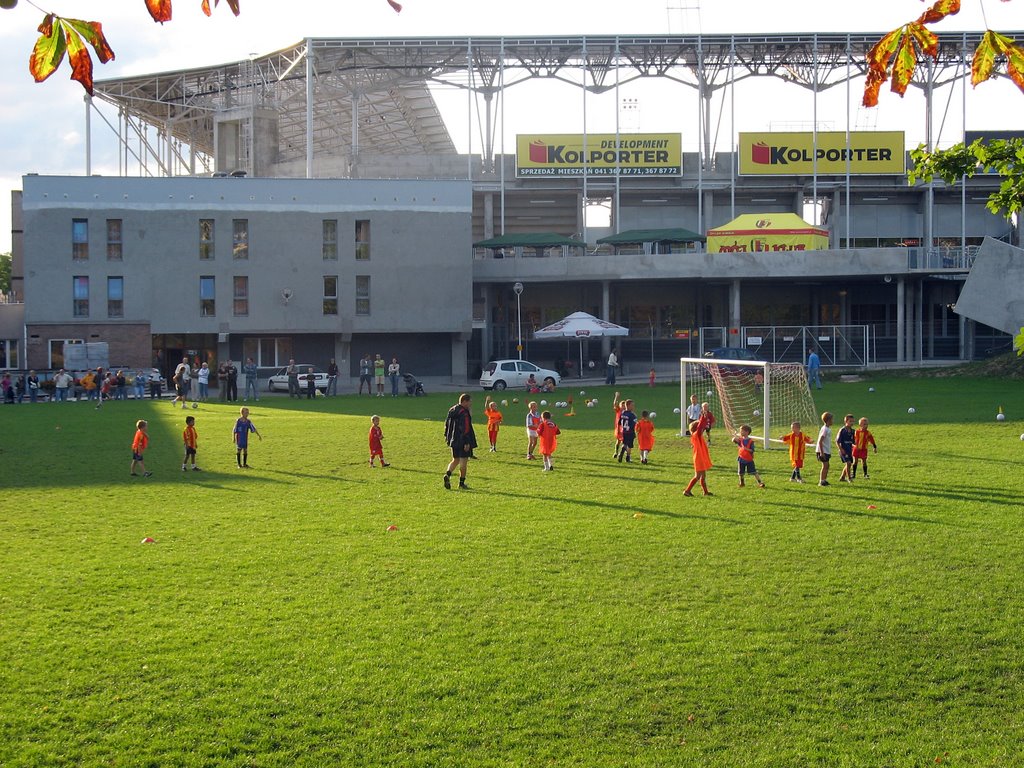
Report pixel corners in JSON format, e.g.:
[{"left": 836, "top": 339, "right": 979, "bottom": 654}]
[{"left": 702, "top": 325, "right": 871, "bottom": 367}]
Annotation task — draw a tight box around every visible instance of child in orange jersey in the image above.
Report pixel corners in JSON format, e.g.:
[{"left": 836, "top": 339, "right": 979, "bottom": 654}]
[
  {"left": 369, "top": 414, "right": 390, "bottom": 467},
  {"left": 611, "top": 391, "right": 624, "bottom": 458},
  {"left": 484, "top": 395, "right": 503, "bottom": 452},
  {"left": 781, "top": 420, "right": 813, "bottom": 483},
  {"left": 636, "top": 410, "right": 656, "bottom": 464},
  {"left": 851, "top": 417, "right": 878, "bottom": 479},
  {"left": 130, "top": 419, "right": 152, "bottom": 477},
  {"left": 537, "top": 410, "right": 561, "bottom": 472},
  {"left": 525, "top": 401, "right": 542, "bottom": 459},
  {"left": 683, "top": 419, "right": 713, "bottom": 497},
  {"left": 182, "top": 415, "right": 202, "bottom": 472},
  {"left": 732, "top": 424, "right": 765, "bottom": 488}
]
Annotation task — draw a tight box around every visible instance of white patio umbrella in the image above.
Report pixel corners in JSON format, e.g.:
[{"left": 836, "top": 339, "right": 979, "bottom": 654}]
[{"left": 533, "top": 311, "right": 629, "bottom": 377}]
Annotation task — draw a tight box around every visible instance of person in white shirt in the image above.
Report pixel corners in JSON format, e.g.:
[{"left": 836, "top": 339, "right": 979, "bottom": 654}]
[{"left": 605, "top": 350, "right": 619, "bottom": 385}]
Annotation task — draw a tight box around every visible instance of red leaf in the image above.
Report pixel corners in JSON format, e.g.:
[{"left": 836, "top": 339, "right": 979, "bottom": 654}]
[
  {"left": 387, "top": 0, "right": 403, "bottom": 11},
  {"left": 29, "top": 14, "right": 66, "bottom": 84},
  {"left": 64, "top": 23, "right": 96, "bottom": 95},
  {"left": 145, "top": 0, "right": 173, "bottom": 23},
  {"left": 202, "top": 0, "right": 241, "bottom": 16},
  {"left": 64, "top": 19, "right": 115, "bottom": 64},
  {"left": 917, "top": 0, "right": 960, "bottom": 26}
]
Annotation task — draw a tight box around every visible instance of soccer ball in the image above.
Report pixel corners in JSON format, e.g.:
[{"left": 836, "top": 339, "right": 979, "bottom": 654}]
[
  {"left": 586, "top": 401, "right": 594, "bottom": 408},
  {"left": 580, "top": 390, "right": 586, "bottom": 396},
  {"left": 650, "top": 411, "right": 657, "bottom": 418},
  {"left": 753, "top": 409, "right": 761, "bottom": 417},
  {"left": 706, "top": 390, "right": 713, "bottom": 398},
  {"left": 908, "top": 407, "right": 916, "bottom": 414},
  {"left": 1020, "top": 433, "right": 1024, "bottom": 441},
  {"left": 591, "top": 398, "right": 598, "bottom": 405},
  {"left": 540, "top": 400, "right": 547, "bottom": 406},
  {"left": 192, "top": 402, "right": 198, "bottom": 409},
  {"left": 868, "top": 387, "right": 875, "bottom": 393},
  {"left": 673, "top": 407, "right": 681, "bottom": 414},
  {"left": 512, "top": 398, "right": 519, "bottom": 404},
  {"left": 997, "top": 413, "right": 1006, "bottom": 422},
  {"left": 501, "top": 399, "right": 508, "bottom": 406}
]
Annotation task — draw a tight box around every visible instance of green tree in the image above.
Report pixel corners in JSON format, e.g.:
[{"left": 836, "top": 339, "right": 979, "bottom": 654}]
[{"left": 0, "top": 251, "right": 11, "bottom": 295}]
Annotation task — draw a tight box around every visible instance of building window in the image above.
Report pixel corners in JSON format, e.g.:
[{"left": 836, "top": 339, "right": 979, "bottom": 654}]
[
  {"left": 323, "top": 220, "right": 338, "bottom": 260},
  {"left": 199, "top": 219, "right": 215, "bottom": 260},
  {"left": 233, "top": 276, "right": 249, "bottom": 316},
  {"left": 233, "top": 219, "right": 249, "bottom": 260},
  {"left": 355, "top": 219, "right": 370, "bottom": 261},
  {"left": 356, "top": 275, "right": 370, "bottom": 315},
  {"left": 107, "top": 277, "right": 124, "bottom": 318},
  {"left": 72, "top": 219, "right": 89, "bottom": 260},
  {"left": 49, "top": 339, "right": 83, "bottom": 368},
  {"left": 73, "top": 276, "right": 89, "bottom": 317},
  {"left": 323, "top": 276, "right": 338, "bottom": 315},
  {"left": 106, "top": 219, "right": 123, "bottom": 261},
  {"left": 0, "top": 339, "right": 19, "bottom": 369},
  {"left": 200, "top": 276, "right": 216, "bottom": 317},
  {"left": 242, "top": 337, "right": 293, "bottom": 367}
]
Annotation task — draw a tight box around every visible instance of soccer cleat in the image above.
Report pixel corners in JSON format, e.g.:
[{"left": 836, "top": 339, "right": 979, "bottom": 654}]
[
  {"left": 381, "top": 462, "right": 390, "bottom": 467},
  {"left": 459, "top": 481, "right": 469, "bottom": 490},
  {"left": 819, "top": 481, "right": 830, "bottom": 486},
  {"left": 182, "top": 465, "right": 187, "bottom": 472},
  {"left": 143, "top": 472, "right": 153, "bottom": 477},
  {"left": 863, "top": 473, "right": 870, "bottom": 479},
  {"left": 193, "top": 467, "right": 202, "bottom": 471},
  {"left": 683, "top": 490, "right": 693, "bottom": 497},
  {"left": 443, "top": 474, "right": 451, "bottom": 489},
  {"left": 702, "top": 491, "right": 714, "bottom": 496},
  {"left": 758, "top": 483, "right": 766, "bottom": 488}
]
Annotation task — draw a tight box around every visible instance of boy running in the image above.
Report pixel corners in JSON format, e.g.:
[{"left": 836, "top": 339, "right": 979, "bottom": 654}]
[
  {"left": 182, "top": 415, "right": 202, "bottom": 472},
  {"left": 233, "top": 406, "right": 262, "bottom": 468},
  {"left": 130, "top": 419, "right": 152, "bottom": 477}
]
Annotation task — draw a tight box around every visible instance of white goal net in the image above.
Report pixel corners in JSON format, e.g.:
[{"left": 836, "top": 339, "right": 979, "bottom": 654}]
[{"left": 679, "top": 357, "right": 818, "bottom": 448}]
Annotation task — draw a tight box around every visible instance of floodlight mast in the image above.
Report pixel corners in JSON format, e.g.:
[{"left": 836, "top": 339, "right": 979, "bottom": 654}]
[{"left": 513, "top": 282, "right": 524, "bottom": 360}]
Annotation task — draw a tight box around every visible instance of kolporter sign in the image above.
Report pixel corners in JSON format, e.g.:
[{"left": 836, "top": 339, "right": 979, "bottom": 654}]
[
  {"left": 739, "top": 131, "right": 905, "bottom": 175},
  {"left": 516, "top": 134, "right": 682, "bottom": 177}
]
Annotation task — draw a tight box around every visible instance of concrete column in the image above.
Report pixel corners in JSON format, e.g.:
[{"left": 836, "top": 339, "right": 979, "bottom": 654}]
[
  {"left": 483, "top": 194, "right": 494, "bottom": 240},
  {"left": 335, "top": 334, "right": 350, "bottom": 391},
  {"left": 703, "top": 189, "right": 715, "bottom": 231},
  {"left": 896, "top": 277, "right": 906, "bottom": 363},
  {"left": 601, "top": 280, "right": 611, "bottom": 359},
  {"left": 958, "top": 312, "right": 967, "bottom": 360},
  {"left": 915, "top": 279, "right": 924, "bottom": 363},
  {"left": 729, "top": 278, "right": 741, "bottom": 346},
  {"left": 451, "top": 333, "right": 469, "bottom": 384},
  {"left": 481, "top": 286, "right": 492, "bottom": 365}
]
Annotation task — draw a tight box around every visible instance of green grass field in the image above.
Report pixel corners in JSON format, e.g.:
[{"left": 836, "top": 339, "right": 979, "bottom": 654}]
[{"left": 3, "top": 376, "right": 1024, "bottom": 767}]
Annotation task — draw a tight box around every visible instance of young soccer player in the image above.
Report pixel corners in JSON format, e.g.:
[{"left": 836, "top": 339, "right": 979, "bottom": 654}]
[
  {"left": 368, "top": 414, "right": 390, "bottom": 467},
  {"left": 306, "top": 367, "right": 317, "bottom": 399},
  {"left": 537, "top": 410, "right": 561, "bottom": 471},
  {"left": 816, "top": 411, "right": 833, "bottom": 486},
  {"left": 612, "top": 391, "right": 624, "bottom": 458},
  {"left": 617, "top": 399, "right": 638, "bottom": 463},
  {"left": 636, "top": 410, "right": 655, "bottom": 464},
  {"left": 852, "top": 417, "right": 878, "bottom": 479},
  {"left": 484, "top": 396, "right": 503, "bottom": 452},
  {"left": 233, "top": 406, "right": 262, "bottom": 468},
  {"left": 836, "top": 413, "right": 856, "bottom": 483},
  {"left": 525, "top": 401, "right": 542, "bottom": 460},
  {"left": 685, "top": 393, "right": 701, "bottom": 436},
  {"left": 781, "top": 420, "right": 812, "bottom": 482},
  {"left": 182, "top": 415, "right": 202, "bottom": 472},
  {"left": 130, "top": 419, "right": 152, "bottom": 477},
  {"left": 733, "top": 425, "right": 766, "bottom": 488},
  {"left": 683, "top": 419, "right": 713, "bottom": 497},
  {"left": 700, "top": 401, "right": 717, "bottom": 445}
]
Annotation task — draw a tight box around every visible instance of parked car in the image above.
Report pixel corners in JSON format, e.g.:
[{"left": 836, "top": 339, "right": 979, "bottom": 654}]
[
  {"left": 480, "top": 359, "right": 560, "bottom": 391},
  {"left": 703, "top": 347, "right": 761, "bottom": 362},
  {"left": 266, "top": 365, "right": 330, "bottom": 393}
]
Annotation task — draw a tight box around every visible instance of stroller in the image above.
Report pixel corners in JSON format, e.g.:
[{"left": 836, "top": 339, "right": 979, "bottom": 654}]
[{"left": 403, "top": 372, "right": 426, "bottom": 396}]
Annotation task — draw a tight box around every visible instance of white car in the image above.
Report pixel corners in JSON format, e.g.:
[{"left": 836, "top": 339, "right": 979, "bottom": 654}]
[
  {"left": 480, "top": 359, "right": 561, "bottom": 391},
  {"left": 266, "top": 365, "right": 330, "bottom": 393}
]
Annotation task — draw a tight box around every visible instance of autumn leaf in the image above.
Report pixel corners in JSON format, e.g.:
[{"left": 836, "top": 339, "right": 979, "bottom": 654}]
[
  {"left": 201, "top": 0, "right": 241, "bottom": 16},
  {"left": 29, "top": 15, "right": 115, "bottom": 95},
  {"left": 917, "top": 0, "right": 960, "bottom": 25},
  {"left": 387, "top": 0, "right": 403, "bottom": 11},
  {"left": 972, "top": 30, "right": 1024, "bottom": 94},
  {"left": 145, "top": 0, "right": 172, "bottom": 23}
]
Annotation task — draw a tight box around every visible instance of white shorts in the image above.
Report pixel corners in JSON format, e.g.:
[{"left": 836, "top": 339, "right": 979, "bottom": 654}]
[{"left": 527, "top": 429, "right": 538, "bottom": 438}]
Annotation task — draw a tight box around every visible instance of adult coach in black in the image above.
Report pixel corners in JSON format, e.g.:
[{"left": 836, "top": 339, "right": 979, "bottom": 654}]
[{"left": 443, "top": 393, "right": 477, "bottom": 490}]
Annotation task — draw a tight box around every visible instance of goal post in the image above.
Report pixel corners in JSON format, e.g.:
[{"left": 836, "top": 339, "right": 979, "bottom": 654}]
[{"left": 679, "top": 357, "right": 817, "bottom": 449}]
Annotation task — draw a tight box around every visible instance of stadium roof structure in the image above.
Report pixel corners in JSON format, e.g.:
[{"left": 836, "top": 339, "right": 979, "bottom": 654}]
[
  {"left": 597, "top": 228, "right": 706, "bottom": 245},
  {"left": 91, "top": 32, "right": 1019, "bottom": 177}
]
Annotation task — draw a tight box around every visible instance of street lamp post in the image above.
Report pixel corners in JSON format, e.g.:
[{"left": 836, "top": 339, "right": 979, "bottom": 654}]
[{"left": 513, "top": 282, "right": 524, "bottom": 360}]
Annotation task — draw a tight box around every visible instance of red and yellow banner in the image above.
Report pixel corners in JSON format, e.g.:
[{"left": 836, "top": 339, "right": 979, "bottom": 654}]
[
  {"left": 739, "top": 131, "right": 905, "bottom": 175},
  {"left": 707, "top": 213, "right": 830, "bottom": 253},
  {"left": 516, "top": 133, "right": 681, "bottom": 177}
]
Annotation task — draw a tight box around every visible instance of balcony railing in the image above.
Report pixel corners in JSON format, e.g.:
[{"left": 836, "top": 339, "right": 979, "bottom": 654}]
[{"left": 905, "top": 245, "right": 978, "bottom": 271}]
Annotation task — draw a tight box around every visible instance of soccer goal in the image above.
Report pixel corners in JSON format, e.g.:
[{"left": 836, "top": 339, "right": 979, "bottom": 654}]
[{"left": 679, "top": 357, "right": 818, "bottom": 448}]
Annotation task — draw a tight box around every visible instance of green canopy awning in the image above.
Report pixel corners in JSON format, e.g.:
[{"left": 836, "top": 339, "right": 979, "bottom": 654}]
[
  {"left": 473, "top": 232, "right": 587, "bottom": 248},
  {"left": 596, "top": 227, "right": 706, "bottom": 245}
]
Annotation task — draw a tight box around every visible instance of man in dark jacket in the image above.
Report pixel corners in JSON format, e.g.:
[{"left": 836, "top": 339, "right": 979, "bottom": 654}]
[{"left": 443, "top": 393, "right": 477, "bottom": 490}]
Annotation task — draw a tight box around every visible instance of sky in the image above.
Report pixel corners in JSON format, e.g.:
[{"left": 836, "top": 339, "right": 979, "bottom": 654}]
[{"left": 1, "top": 0, "right": 1021, "bottom": 253}]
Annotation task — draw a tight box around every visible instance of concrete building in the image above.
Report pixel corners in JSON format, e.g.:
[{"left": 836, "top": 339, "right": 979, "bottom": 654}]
[{"left": 5, "top": 33, "right": 1021, "bottom": 379}]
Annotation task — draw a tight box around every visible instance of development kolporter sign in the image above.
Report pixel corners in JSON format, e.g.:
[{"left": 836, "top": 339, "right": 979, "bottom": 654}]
[
  {"left": 739, "top": 131, "right": 905, "bottom": 175},
  {"left": 516, "top": 133, "right": 682, "bottom": 177}
]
